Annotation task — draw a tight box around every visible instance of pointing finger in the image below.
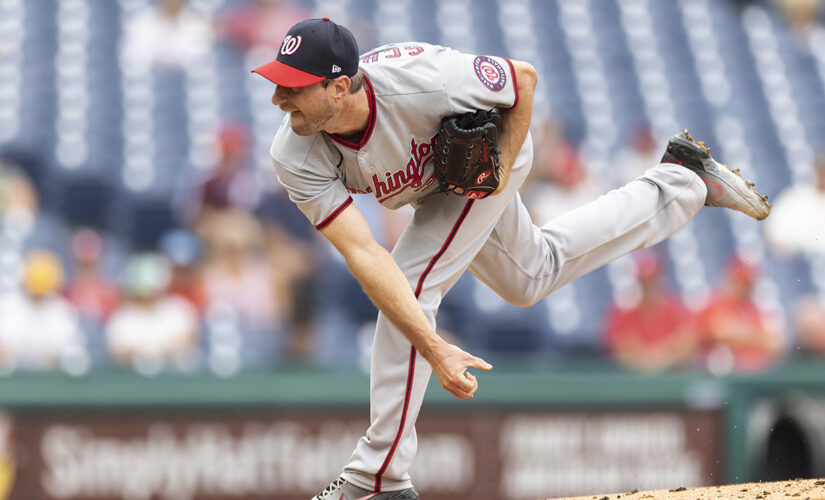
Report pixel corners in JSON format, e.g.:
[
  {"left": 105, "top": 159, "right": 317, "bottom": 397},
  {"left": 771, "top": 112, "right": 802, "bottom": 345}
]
[{"left": 469, "top": 357, "right": 493, "bottom": 371}]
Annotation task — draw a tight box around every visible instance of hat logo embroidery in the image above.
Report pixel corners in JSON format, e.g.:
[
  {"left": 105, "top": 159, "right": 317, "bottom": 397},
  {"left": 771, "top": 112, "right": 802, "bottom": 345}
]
[
  {"left": 332, "top": 64, "right": 342, "bottom": 73},
  {"left": 280, "top": 35, "right": 302, "bottom": 56}
]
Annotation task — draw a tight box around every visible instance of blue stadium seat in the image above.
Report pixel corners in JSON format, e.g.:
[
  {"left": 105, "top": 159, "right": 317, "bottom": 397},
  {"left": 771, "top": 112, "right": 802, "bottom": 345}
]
[{"left": 2, "top": 0, "right": 823, "bottom": 364}]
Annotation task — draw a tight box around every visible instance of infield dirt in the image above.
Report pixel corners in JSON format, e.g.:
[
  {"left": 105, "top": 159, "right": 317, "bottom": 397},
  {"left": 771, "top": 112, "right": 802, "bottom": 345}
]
[{"left": 548, "top": 478, "right": 825, "bottom": 500}]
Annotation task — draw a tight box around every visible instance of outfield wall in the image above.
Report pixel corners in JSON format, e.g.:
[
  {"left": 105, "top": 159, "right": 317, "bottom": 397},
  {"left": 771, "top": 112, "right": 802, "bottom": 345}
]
[{"left": 0, "top": 361, "right": 821, "bottom": 499}]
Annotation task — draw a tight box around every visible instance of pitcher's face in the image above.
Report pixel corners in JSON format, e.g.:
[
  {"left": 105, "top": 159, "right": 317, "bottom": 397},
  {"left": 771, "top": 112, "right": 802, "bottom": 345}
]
[{"left": 271, "top": 82, "right": 335, "bottom": 136}]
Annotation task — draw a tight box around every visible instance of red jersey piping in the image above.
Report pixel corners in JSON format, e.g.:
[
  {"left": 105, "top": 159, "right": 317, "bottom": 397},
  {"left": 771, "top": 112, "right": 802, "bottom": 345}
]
[{"left": 326, "top": 75, "right": 376, "bottom": 150}]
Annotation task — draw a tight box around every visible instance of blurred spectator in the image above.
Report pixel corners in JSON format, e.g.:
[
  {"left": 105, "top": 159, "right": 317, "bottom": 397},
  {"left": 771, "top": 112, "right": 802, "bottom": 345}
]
[
  {"left": 216, "top": 2, "right": 378, "bottom": 56},
  {"left": 793, "top": 294, "right": 825, "bottom": 357},
  {"left": 201, "top": 211, "right": 286, "bottom": 361},
  {"left": 174, "top": 123, "right": 261, "bottom": 233},
  {"left": 121, "top": 0, "right": 213, "bottom": 70},
  {"left": 612, "top": 123, "right": 662, "bottom": 186},
  {"left": 698, "top": 256, "right": 785, "bottom": 375},
  {"left": 765, "top": 154, "right": 825, "bottom": 258},
  {"left": 158, "top": 228, "right": 207, "bottom": 314},
  {"left": 0, "top": 159, "right": 38, "bottom": 233},
  {"left": 522, "top": 132, "right": 604, "bottom": 225},
  {"left": 604, "top": 250, "right": 698, "bottom": 373},
  {"left": 524, "top": 117, "right": 567, "bottom": 188},
  {"left": 64, "top": 228, "right": 120, "bottom": 326},
  {"left": 262, "top": 221, "right": 320, "bottom": 360},
  {"left": 0, "top": 160, "right": 37, "bottom": 214},
  {"left": 256, "top": 188, "right": 331, "bottom": 361},
  {"left": 773, "top": 0, "right": 823, "bottom": 34},
  {"left": 215, "top": 0, "right": 310, "bottom": 52},
  {"left": 0, "top": 251, "right": 86, "bottom": 372},
  {"left": 105, "top": 253, "right": 200, "bottom": 374}
]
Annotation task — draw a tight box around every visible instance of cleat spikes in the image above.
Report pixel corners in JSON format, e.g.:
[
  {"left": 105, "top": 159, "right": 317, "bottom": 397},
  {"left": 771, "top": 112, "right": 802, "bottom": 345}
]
[
  {"left": 682, "top": 129, "right": 710, "bottom": 154},
  {"left": 662, "top": 129, "right": 771, "bottom": 220}
]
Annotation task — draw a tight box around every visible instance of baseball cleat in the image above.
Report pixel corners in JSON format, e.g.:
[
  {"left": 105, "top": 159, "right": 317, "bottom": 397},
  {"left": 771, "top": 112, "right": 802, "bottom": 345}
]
[
  {"left": 312, "top": 477, "right": 419, "bottom": 500},
  {"left": 661, "top": 129, "right": 771, "bottom": 220}
]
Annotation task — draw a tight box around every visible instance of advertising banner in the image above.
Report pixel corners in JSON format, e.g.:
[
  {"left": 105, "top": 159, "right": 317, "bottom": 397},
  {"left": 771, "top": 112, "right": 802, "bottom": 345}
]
[{"left": 0, "top": 409, "right": 721, "bottom": 500}]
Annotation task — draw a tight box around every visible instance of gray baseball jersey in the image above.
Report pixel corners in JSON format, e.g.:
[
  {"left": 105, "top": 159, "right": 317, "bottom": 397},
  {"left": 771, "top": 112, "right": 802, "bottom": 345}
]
[
  {"left": 269, "top": 43, "right": 707, "bottom": 493},
  {"left": 270, "top": 43, "right": 518, "bottom": 225}
]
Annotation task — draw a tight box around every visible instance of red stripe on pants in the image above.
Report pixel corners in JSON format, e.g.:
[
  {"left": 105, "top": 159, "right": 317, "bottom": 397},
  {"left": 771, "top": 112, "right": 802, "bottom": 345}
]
[{"left": 373, "top": 199, "right": 475, "bottom": 492}]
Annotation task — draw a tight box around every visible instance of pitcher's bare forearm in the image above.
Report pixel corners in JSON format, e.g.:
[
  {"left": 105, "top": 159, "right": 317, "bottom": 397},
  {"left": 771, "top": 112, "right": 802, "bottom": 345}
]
[
  {"left": 493, "top": 60, "right": 537, "bottom": 195},
  {"left": 348, "top": 240, "right": 441, "bottom": 355},
  {"left": 320, "top": 203, "right": 491, "bottom": 399}
]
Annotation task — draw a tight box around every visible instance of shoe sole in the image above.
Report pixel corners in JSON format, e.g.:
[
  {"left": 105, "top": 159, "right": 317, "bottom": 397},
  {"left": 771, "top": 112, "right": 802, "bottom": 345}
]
[{"left": 666, "top": 130, "right": 771, "bottom": 221}]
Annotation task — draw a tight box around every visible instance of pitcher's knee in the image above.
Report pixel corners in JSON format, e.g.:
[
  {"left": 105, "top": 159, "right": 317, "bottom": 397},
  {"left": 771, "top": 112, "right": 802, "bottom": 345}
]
[{"left": 494, "top": 283, "right": 544, "bottom": 308}]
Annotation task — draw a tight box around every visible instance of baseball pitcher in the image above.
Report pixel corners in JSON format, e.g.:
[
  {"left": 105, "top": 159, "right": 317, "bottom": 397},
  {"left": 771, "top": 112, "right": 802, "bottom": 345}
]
[{"left": 252, "top": 18, "right": 770, "bottom": 500}]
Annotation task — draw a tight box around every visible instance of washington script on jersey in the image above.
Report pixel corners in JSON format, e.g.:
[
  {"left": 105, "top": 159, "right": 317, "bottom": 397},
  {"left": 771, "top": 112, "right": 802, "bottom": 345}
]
[
  {"left": 347, "top": 135, "right": 438, "bottom": 199},
  {"left": 374, "top": 135, "right": 438, "bottom": 201}
]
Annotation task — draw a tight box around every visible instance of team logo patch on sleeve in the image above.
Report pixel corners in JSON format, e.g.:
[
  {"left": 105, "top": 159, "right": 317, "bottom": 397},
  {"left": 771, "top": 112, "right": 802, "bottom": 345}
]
[{"left": 473, "top": 55, "right": 507, "bottom": 91}]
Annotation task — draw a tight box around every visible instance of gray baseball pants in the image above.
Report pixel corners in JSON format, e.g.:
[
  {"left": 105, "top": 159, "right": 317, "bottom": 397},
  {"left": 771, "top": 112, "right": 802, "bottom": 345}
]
[{"left": 343, "top": 139, "right": 707, "bottom": 492}]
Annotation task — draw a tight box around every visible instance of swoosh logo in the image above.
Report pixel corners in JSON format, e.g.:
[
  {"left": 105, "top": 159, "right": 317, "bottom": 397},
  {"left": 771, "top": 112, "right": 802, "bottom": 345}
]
[{"left": 703, "top": 177, "right": 725, "bottom": 200}]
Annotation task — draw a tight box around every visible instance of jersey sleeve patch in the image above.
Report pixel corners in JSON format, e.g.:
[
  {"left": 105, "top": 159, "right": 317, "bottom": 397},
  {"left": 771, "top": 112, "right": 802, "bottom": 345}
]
[{"left": 473, "top": 55, "right": 507, "bottom": 92}]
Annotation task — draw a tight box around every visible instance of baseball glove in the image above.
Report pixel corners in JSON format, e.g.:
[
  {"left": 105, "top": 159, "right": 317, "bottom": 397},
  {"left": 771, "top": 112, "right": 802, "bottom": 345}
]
[{"left": 433, "top": 110, "right": 502, "bottom": 199}]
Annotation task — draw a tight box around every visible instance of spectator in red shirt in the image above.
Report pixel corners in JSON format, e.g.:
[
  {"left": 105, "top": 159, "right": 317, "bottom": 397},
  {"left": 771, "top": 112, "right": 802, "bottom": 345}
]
[
  {"left": 604, "top": 250, "right": 698, "bottom": 372},
  {"left": 215, "top": 0, "right": 310, "bottom": 53},
  {"left": 793, "top": 294, "right": 825, "bottom": 357},
  {"left": 698, "top": 255, "right": 785, "bottom": 374},
  {"left": 63, "top": 228, "right": 120, "bottom": 326},
  {"left": 158, "top": 229, "right": 207, "bottom": 315},
  {"left": 173, "top": 123, "right": 262, "bottom": 240}
]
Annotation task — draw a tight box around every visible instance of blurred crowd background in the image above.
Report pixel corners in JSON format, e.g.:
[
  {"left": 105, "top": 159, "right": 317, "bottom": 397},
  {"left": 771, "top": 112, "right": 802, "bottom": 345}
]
[{"left": 0, "top": 0, "right": 824, "bottom": 378}]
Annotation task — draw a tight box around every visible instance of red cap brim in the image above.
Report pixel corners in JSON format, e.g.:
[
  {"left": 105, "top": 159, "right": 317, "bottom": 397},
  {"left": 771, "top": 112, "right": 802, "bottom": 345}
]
[{"left": 251, "top": 59, "right": 325, "bottom": 87}]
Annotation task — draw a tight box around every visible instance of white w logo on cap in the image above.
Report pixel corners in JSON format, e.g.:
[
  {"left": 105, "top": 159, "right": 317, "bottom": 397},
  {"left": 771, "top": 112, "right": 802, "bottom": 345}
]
[{"left": 280, "top": 35, "right": 302, "bottom": 55}]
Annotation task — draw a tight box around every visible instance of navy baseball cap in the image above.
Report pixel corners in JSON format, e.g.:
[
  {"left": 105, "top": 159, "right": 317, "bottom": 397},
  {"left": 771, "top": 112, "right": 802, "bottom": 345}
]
[{"left": 252, "top": 18, "right": 359, "bottom": 88}]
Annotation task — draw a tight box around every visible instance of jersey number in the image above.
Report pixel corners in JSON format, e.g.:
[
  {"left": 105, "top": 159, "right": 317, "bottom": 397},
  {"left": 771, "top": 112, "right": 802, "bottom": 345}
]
[{"left": 361, "top": 45, "right": 424, "bottom": 64}]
